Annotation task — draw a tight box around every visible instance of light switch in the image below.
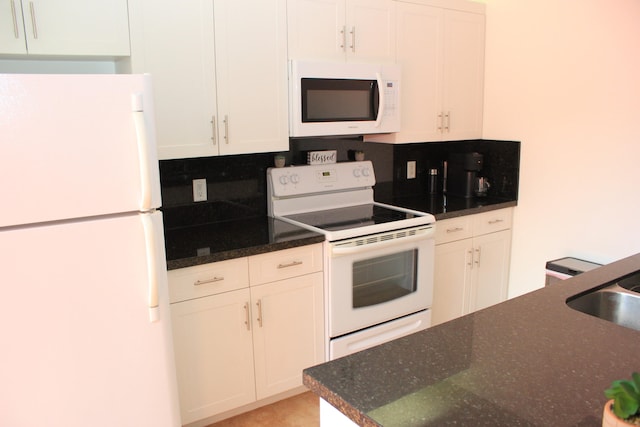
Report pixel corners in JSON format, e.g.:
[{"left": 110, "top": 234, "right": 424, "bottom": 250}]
[
  {"left": 407, "top": 161, "right": 416, "bottom": 179},
  {"left": 193, "top": 179, "right": 207, "bottom": 202}
]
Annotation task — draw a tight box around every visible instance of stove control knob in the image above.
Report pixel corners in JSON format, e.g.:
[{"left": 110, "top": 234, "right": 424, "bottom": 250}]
[
  {"left": 362, "top": 167, "right": 371, "bottom": 177},
  {"left": 278, "top": 175, "right": 289, "bottom": 185},
  {"left": 290, "top": 174, "right": 300, "bottom": 184},
  {"left": 353, "top": 168, "right": 362, "bottom": 178}
]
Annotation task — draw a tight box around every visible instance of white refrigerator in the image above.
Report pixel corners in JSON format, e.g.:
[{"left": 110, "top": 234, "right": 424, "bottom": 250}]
[{"left": 0, "top": 74, "right": 181, "bottom": 427}]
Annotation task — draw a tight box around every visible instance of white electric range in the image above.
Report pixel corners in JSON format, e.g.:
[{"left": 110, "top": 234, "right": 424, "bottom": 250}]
[{"left": 268, "top": 161, "right": 436, "bottom": 360}]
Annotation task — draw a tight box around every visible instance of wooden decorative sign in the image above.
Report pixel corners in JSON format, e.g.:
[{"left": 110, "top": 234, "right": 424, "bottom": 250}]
[{"left": 307, "top": 150, "right": 337, "bottom": 165}]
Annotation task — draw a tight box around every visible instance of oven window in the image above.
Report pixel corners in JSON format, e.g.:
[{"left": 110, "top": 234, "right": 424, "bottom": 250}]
[{"left": 352, "top": 250, "right": 418, "bottom": 308}]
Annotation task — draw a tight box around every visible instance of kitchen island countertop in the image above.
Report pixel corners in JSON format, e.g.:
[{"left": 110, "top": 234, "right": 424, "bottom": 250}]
[{"left": 303, "top": 252, "right": 640, "bottom": 426}]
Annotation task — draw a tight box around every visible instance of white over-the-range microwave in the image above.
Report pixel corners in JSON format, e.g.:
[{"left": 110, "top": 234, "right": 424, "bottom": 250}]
[{"left": 288, "top": 60, "right": 401, "bottom": 138}]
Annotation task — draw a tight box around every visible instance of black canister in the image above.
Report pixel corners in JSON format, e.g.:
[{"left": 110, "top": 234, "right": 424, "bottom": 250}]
[{"left": 427, "top": 168, "right": 439, "bottom": 194}]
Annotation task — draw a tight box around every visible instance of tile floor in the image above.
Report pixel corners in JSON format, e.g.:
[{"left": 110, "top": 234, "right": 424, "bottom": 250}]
[{"left": 207, "top": 391, "right": 319, "bottom": 427}]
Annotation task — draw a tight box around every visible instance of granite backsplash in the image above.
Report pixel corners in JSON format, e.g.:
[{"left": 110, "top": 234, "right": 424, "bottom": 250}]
[{"left": 159, "top": 139, "right": 520, "bottom": 229}]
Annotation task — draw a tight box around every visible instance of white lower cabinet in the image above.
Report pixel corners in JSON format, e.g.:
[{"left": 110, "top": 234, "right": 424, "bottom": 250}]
[
  {"left": 250, "top": 273, "right": 324, "bottom": 400},
  {"left": 171, "top": 288, "right": 256, "bottom": 423},
  {"left": 432, "top": 208, "right": 512, "bottom": 326},
  {"left": 168, "top": 244, "right": 324, "bottom": 424}
]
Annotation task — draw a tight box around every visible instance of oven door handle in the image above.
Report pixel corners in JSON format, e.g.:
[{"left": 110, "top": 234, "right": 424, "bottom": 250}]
[{"left": 331, "top": 233, "right": 432, "bottom": 256}]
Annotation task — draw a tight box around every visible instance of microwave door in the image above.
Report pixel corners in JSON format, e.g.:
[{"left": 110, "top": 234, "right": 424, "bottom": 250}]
[{"left": 374, "top": 73, "right": 384, "bottom": 128}]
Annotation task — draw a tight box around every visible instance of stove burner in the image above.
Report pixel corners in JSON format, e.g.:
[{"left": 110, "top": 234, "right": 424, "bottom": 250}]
[{"left": 283, "top": 204, "right": 420, "bottom": 233}]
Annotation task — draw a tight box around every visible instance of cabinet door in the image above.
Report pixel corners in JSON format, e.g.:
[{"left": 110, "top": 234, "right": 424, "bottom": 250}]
[
  {"left": 20, "top": 0, "right": 130, "bottom": 56},
  {"left": 171, "top": 289, "right": 255, "bottom": 424},
  {"left": 214, "top": 0, "right": 289, "bottom": 155},
  {"left": 251, "top": 272, "right": 324, "bottom": 400},
  {"left": 469, "top": 229, "right": 511, "bottom": 313},
  {"left": 369, "top": 2, "right": 442, "bottom": 144},
  {"left": 287, "top": 0, "right": 346, "bottom": 61},
  {"left": 0, "top": 0, "right": 26, "bottom": 54},
  {"left": 441, "top": 9, "right": 485, "bottom": 141},
  {"left": 345, "top": 0, "right": 395, "bottom": 63},
  {"left": 432, "top": 239, "right": 472, "bottom": 326},
  {"left": 135, "top": 0, "right": 218, "bottom": 160}
]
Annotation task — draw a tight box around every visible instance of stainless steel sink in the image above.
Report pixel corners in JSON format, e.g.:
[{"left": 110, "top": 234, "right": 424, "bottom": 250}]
[
  {"left": 618, "top": 271, "right": 640, "bottom": 293},
  {"left": 567, "top": 283, "right": 640, "bottom": 332}
]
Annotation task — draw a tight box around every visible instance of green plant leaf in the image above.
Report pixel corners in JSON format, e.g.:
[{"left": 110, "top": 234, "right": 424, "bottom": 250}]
[
  {"left": 615, "top": 393, "right": 639, "bottom": 419},
  {"left": 632, "top": 372, "right": 640, "bottom": 392}
]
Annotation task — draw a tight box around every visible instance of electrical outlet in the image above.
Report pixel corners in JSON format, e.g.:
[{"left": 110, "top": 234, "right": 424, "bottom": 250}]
[
  {"left": 193, "top": 179, "right": 207, "bottom": 202},
  {"left": 407, "top": 161, "right": 416, "bottom": 179}
]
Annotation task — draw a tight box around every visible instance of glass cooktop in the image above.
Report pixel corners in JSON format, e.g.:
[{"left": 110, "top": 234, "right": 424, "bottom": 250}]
[{"left": 283, "top": 204, "right": 421, "bottom": 232}]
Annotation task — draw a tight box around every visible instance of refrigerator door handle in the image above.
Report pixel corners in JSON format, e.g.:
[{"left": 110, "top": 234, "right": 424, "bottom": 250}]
[
  {"left": 142, "top": 213, "right": 160, "bottom": 322},
  {"left": 132, "top": 93, "right": 153, "bottom": 212}
]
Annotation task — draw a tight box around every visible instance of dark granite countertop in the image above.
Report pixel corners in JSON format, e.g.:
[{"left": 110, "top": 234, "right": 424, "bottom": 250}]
[
  {"left": 163, "top": 216, "right": 325, "bottom": 270},
  {"left": 380, "top": 193, "right": 517, "bottom": 221},
  {"left": 303, "top": 252, "right": 640, "bottom": 426},
  {"left": 162, "top": 194, "right": 515, "bottom": 270}
]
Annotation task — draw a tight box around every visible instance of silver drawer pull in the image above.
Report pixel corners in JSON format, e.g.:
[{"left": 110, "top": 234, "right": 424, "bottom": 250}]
[
  {"left": 446, "top": 227, "right": 464, "bottom": 233},
  {"left": 488, "top": 219, "right": 504, "bottom": 225},
  {"left": 194, "top": 276, "right": 224, "bottom": 286},
  {"left": 277, "top": 260, "right": 303, "bottom": 269}
]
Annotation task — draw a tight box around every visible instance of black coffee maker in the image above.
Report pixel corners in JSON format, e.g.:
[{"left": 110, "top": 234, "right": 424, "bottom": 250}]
[{"left": 447, "top": 152, "right": 484, "bottom": 198}]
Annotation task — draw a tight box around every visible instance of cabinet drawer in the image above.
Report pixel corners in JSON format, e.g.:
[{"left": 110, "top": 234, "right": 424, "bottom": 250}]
[
  {"left": 435, "top": 216, "right": 473, "bottom": 245},
  {"left": 473, "top": 208, "right": 513, "bottom": 236},
  {"left": 249, "top": 244, "right": 323, "bottom": 286},
  {"left": 168, "top": 258, "right": 249, "bottom": 303}
]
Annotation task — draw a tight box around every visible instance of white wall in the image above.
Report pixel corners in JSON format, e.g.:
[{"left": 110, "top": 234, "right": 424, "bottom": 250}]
[{"left": 482, "top": 0, "right": 640, "bottom": 297}]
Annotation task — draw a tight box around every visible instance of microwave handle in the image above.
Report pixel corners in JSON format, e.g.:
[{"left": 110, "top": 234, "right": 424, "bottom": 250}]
[{"left": 374, "top": 72, "right": 385, "bottom": 128}]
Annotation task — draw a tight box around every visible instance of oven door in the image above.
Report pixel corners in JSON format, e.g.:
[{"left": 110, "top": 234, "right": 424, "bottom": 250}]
[{"left": 327, "top": 227, "right": 434, "bottom": 338}]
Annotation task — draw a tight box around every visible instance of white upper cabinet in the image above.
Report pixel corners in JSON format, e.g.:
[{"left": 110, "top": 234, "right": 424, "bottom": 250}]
[
  {"left": 130, "top": 0, "right": 289, "bottom": 160},
  {"left": 287, "top": 0, "right": 396, "bottom": 63},
  {"left": 366, "top": 1, "right": 485, "bottom": 144},
  {"left": 0, "top": 0, "right": 130, "bottom": 56},
  {"left": 214, "top": 0, "right": 289, "bottom": 156},
  {"left": 441, "top": 8, "right": 485, "bottom": 141}
]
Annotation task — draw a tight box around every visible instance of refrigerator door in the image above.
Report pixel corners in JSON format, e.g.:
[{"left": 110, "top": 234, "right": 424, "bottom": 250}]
[
  {"left": 0, "top": 211, "right": 180, "bottom": 427},
  {"left": 0, "top": 74, "right": 161, "bottom": 228}
]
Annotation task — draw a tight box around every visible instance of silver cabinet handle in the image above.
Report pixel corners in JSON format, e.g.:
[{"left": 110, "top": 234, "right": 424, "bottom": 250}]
[
  {"left": 350, "top": 26, "right": 356, "bottom": 52},
  {"left": 467, "top": 249, "right": 474, "bottom": 268},
  {"left": 243, "top": 302, "right": 251, "bottom": 331},
  {"left": 446, "top": 227, "right": 464, "bottom": 233},
  {"left": 10, "top": 0, "right": 19, "bottom": 38},
  {"left": 340, "top": 25, "right": 346, "bottom": 51},
  {"left": 223, "top": 115, "right": 229, "bottom": 144},
  {"left": 277, "top": 260, "right": 303, "bottom": 269},
  {"left": 437, "top": 112, "right": 443, "bottom": 133},
  {"left": 210, "top": 116, "right": 216, "bottom": 145},
  {"left": 444, "top": 111, "right": 450, "bottom": 133},
  {"left": 475, "top": 247, "right": 481, "bottom": 266},
  {"left": 488, "top": 219, "right": 504, "bottom": 225},
  {"left": 256, "top": 300, "right": 263, "bottom": 328},
  {"left": 194, "top": 276, "right": 224, "bottom": 286},
  {"left": 29, "top": 1, "right": 37, "bottom": 39}
]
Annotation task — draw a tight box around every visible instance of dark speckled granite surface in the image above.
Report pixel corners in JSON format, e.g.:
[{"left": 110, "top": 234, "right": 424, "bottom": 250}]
[
  {"left": 163, "top": 217, "right": 324, "bottom": 270},
  {"left": 303, "top": 252, "right": 640, "bottom": 427}
]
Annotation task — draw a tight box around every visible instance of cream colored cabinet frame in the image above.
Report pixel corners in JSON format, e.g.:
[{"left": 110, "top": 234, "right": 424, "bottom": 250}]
[
  {"left": 168, "top": 244, "right": 324, "bottom": 424},
  {"left": 366, "top": 1, "right": 484, "bottom": 144},
  {"left": 287, "top": 0, "right": 396, "bottom": 63},
  {"left": 432, "top": 208, "right": 512, "bottom": 326},
  {"left": 0, "top": 0, "right": 130, "bottom": 56},
  {"left": 128, "top": 0, "right": 288, "bottom": 160}
]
